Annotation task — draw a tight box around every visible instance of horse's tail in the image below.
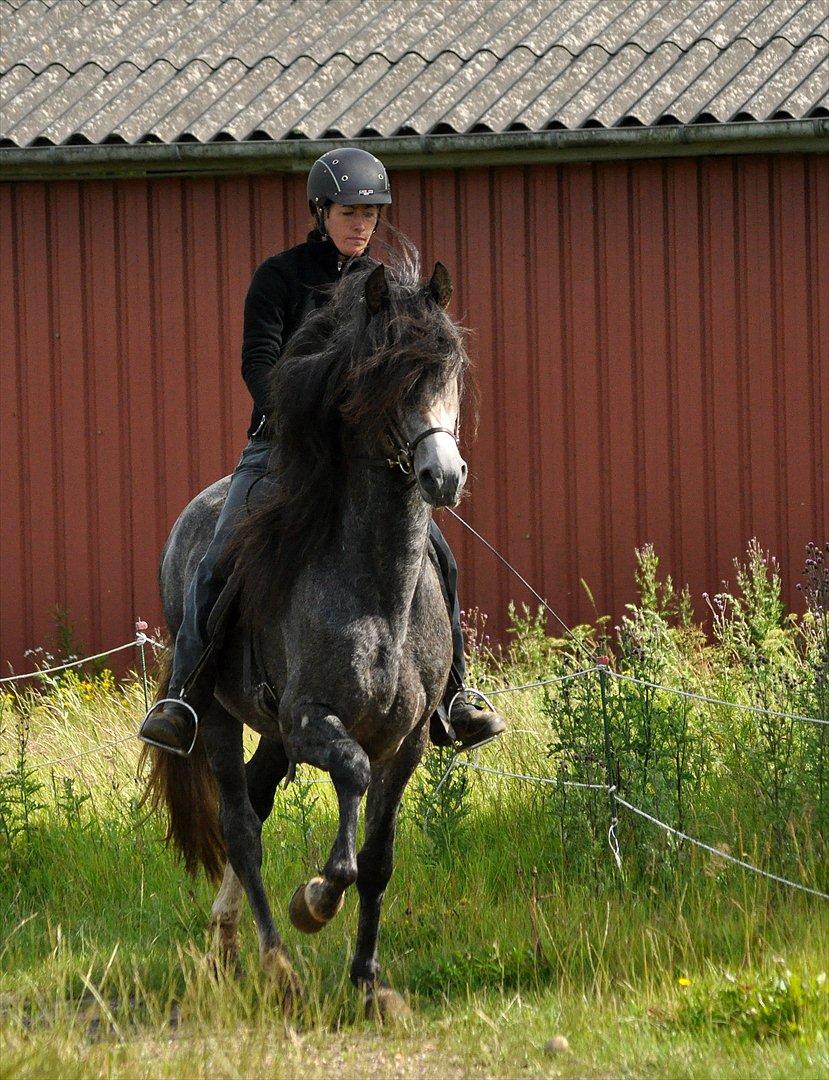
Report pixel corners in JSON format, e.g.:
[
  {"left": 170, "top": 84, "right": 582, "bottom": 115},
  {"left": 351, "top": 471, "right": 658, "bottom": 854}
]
[{"left": 137, "top": 651, "right": 225, "bottom": 883}]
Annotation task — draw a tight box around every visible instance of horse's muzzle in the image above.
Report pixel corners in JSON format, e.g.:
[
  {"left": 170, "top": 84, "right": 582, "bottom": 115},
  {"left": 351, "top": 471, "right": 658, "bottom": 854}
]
[{"left": 417, "top": 457, "right": 468, "bottom": 507}]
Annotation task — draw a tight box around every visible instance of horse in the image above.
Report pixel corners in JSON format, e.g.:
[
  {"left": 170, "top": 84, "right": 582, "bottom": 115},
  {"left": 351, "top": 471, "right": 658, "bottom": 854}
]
[{"left": 140, "top": 251, "right": 472, "bottom": 1017}]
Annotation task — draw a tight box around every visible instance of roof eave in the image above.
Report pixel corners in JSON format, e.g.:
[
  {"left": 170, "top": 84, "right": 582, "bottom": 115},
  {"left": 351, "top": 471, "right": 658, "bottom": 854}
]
[{"left": 1, "top": 120, "right": 827, "bottom": 181}]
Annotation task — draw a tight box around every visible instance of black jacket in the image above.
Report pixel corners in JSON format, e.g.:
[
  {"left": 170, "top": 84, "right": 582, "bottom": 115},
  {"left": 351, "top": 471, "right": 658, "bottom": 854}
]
[{"left": 241, "top": 230, "right": 371, "bottom": 437}]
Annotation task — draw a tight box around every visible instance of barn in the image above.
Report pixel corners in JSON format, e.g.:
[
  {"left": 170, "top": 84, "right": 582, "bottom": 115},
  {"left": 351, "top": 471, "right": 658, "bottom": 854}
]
[{"left": 1, "top": 0, "right": 827, "bottom": 674}]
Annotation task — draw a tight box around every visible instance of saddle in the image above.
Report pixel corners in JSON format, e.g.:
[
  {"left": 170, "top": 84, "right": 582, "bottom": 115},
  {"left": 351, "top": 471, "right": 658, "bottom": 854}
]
[{"left": 184, "top": 571, "right": 277, "bottom": 720}]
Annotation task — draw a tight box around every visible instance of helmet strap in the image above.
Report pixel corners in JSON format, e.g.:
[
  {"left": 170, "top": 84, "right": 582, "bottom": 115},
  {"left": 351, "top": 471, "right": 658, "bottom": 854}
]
[{"left": 315, "top": 204, "right": 328, "bottom": 238}]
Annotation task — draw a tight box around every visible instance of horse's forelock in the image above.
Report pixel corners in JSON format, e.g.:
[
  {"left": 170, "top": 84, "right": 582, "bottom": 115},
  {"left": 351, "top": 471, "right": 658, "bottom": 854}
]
[
  {"left": 342, "top": 271, "right": 469, "bottom": 429},
  {"left": 273, "top": 254, "right": 472, "bottom": 457}
]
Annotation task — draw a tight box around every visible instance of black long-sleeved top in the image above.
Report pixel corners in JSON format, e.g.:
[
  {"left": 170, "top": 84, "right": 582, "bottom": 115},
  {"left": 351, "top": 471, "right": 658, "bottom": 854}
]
[{"left": 241, "top": 230, "right": 371, "bottom": 437}]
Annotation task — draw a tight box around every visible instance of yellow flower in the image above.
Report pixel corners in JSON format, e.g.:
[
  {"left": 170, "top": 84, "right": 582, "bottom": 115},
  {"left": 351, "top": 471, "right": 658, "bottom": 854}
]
[{"left": 678, "top": 977, "right": 691, "bottom": 987}]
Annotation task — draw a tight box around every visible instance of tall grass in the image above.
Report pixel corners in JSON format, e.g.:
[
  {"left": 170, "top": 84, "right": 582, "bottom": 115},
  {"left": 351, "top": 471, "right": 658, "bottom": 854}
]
[
  {"left": 1, "top": 542, "right": 827, "bottom": 1078},
  {"left": 464, "top": 540, "right": 828, "bottom": 890}
]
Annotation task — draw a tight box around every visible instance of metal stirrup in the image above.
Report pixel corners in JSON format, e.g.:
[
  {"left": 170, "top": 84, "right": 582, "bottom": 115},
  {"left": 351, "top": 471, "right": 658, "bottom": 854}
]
[
  {"left": 446, "top": 686, "right": 499, "bottom": 725},
  {"left": 139, "top": 697, "right": 199, "bottom": 758}
]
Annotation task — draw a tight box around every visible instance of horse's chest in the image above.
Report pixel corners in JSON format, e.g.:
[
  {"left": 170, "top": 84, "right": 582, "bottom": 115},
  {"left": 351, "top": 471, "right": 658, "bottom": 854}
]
[
  {"left": 289, "top": 621, "right": 414, "bottom": 743},
  {"left": 337, "top": 622, "right": 403, "bottom": 711},
  {"left": 284, "top": 567, "right": 451, "bottom": 758},
  {"left": 348, "top": 620, "right": 449, "bottom": 757},
  {"left": 348, "top": 653, "right": 429, "bottom": 760}
]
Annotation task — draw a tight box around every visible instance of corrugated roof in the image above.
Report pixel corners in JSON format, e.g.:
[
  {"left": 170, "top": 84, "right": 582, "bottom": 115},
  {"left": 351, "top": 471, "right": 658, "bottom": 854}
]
[{"left": 1, "top": 0, "right": 826, "bottom": 147}]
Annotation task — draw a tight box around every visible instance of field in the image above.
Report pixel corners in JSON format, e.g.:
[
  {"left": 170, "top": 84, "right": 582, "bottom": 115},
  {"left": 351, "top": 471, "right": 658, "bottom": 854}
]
[{"left": 1, "top": 543, "right": 828, "bottom": 1078}]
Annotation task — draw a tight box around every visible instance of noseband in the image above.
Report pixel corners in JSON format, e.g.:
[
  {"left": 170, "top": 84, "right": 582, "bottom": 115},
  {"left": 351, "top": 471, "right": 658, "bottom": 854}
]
[
  {"left": 353, "top": 423, "right": 459, "bottom": 474},
  {"left": 388, "top": 421, "right": 459, "bottom": 473},
  {"left": 375, "top": 422, "right": 459, "bottom": 475}
]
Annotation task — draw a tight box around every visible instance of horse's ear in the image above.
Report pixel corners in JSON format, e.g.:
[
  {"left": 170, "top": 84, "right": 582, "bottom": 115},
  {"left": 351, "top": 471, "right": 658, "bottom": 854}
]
[
  {"left": 428, "top": 262, "right": 453, "bottom": 308},
  {"left": 364, "top": 263, "right": 389, "bottom": 315}
]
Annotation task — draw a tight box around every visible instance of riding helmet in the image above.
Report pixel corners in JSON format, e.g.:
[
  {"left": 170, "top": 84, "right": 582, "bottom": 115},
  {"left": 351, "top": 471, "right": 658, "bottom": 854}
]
[{"left": 307, "top": 147, "right": 391, "bottom": 232}]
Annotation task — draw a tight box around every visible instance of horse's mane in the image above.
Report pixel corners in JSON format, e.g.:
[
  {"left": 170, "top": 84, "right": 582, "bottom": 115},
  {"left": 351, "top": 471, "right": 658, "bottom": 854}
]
[{"left": 229, "top": 237, "right": 474, "bottom": 625}]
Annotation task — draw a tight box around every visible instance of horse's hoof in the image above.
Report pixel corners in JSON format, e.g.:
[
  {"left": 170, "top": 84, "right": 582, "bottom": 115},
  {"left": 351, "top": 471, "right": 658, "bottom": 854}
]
[
  {"left": 210, "top": 920, "right": 243, "bottom": 978},
  {"left": 261, "top": 947, "right": 304, "bottom": 1014},
  {"left": 288, "top": 877, "right": 344, "bottom": 934},
  {"left": 208, "top": 945, "right": 243, "bottom": 981},
  {"left": 365, "top": 985, "right": 412, "bottom": 1023}
]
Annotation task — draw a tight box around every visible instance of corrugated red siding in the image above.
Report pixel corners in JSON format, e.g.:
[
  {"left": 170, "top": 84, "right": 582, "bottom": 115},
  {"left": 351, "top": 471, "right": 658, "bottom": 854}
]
[{"left": 1, "top": 155, "right": 827, "bottom": 673}]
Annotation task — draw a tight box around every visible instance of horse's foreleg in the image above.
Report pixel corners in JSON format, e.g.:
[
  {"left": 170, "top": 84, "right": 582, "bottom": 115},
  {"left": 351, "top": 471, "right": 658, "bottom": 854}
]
[
  {"left": 201, "top": 708, "right": 301, "bottom": 1002},
  {"left": 210, "top": 736, "right": 289, "bottom": 971},
  {"left": 351, "top": 724, "right": 427, "bottom": 1018},
  {"left": 210, "top": 863, "right": 245, "bottom": 972},
  {"left": 246, "top": 735, "right": 290, "bottom": 821},
  {"left": 286, "top": 703, "right": 371, "bottom": 931}
]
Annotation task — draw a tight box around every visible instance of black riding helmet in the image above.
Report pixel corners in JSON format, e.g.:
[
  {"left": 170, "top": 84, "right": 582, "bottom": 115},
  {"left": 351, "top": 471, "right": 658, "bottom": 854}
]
[{"left": 307, "top": 147, "right": 391, "bottom": 236}]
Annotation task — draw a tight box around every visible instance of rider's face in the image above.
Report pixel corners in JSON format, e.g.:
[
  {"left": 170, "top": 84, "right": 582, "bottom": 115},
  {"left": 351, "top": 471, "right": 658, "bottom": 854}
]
[{"left": 325, "top": 203, "right": 379, "bottom": 258}]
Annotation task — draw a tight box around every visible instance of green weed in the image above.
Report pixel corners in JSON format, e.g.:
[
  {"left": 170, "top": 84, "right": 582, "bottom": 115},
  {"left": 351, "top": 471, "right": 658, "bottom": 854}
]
[{"left": 673, "top": 966, "right": 827, "bottom": 1041}]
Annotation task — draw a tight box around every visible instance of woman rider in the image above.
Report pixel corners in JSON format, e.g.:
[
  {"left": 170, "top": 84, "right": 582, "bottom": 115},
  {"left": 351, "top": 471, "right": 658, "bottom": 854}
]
[{"left": 139, "top": 147, "right": 506, "bottom": 755}]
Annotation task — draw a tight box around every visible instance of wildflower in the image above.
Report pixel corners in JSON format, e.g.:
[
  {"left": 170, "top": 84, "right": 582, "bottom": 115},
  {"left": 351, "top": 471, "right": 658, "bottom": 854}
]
[{"left": 678, "top": 977, "right": 691, "bottom": 987}]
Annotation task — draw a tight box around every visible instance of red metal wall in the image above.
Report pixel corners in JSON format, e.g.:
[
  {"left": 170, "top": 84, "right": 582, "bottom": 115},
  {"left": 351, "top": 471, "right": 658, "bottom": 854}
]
[{"left": 1, "top": 155, "right": 827, "bottom": 673}]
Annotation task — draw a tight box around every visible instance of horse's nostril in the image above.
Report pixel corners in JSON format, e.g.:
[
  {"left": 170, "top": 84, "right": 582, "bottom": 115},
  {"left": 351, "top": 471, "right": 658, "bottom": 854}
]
[
  {"left": 460, "top": 462, "right": 468, "bottom": 480},
  {"left": 421, "top": 468, "right": 435, "bottom": 488}
]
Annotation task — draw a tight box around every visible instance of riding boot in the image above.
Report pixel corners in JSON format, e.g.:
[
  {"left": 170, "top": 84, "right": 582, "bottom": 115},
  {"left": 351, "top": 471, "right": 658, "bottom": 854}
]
[
  {"left": 138, "top": 569, "right": 219, "bottom": 754},
  {"left": 139, "top": 435, "right": 272, "bottom": 755},
  {"left": 428, "top": 522, "right": 507, "bottom": 753}
]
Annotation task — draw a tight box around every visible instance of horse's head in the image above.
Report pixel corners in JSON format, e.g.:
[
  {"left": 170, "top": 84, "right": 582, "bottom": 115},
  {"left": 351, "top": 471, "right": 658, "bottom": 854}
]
[
  {"left": 349, "top": 261, "right": 470, "bottom": 508},
  {"left": 237, "top": 247, "right": 475, "bottom": 623}
]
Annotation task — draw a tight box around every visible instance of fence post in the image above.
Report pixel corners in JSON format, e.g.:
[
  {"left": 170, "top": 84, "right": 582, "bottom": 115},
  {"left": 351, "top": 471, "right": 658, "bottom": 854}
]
[
  {"left": 135, "top": 619, "right": 149, "bottom": 714},
  {"left": 597, "top": 656, "right": 622, "bottom": 871}
]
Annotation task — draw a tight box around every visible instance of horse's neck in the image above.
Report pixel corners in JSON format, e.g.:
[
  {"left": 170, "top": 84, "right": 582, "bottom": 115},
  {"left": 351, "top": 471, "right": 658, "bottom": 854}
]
[{"left": 338, "top": 470, "right": 431, "bottom": 633}]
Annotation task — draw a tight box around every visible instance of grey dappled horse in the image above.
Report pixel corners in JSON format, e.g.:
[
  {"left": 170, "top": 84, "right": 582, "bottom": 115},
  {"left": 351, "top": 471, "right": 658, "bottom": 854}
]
[{"left": 141, "top": 254, "right": 471, "bottom": 1017}]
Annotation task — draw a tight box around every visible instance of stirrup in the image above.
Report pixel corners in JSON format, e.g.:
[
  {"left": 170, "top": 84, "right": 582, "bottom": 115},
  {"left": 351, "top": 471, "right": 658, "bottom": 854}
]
[
  {"left": 446, "top": 687, "right": 504, "bottom": 752},
  {"left": 446, "top": 686, "right": 498, "bottom": 723},
  {"left": 139, "top": 697, "right": 199, "bottom": 758}
]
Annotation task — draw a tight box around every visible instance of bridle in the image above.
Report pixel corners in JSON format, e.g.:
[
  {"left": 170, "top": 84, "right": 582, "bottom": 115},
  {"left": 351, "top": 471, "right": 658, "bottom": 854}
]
[
  {"left": 361, "top": 419, "right": 460, "bottom": 475},
  {"left": 244, "top": 420, "right": 461, "bottom": 515}
]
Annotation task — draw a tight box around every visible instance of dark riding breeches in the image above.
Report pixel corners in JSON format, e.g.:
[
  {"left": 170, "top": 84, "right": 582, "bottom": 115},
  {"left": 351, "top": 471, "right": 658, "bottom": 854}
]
[
  {"left": 168, "top": 436, "right": 272, "bottom": 696},
  {"left": 168, "top": 440, "right": 467, "bottom": 703},
  {"left": 426, "top": 519, "right": 466, "bottom": 692}
]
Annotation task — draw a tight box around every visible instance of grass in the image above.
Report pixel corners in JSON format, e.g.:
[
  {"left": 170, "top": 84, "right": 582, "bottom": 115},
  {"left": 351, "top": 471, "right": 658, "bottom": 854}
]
[
  {"left": 1, "top": 657, "right": 827, "bottom": 1078},
  {"left": 2, "top": 541, "right": 827, "bottom": 1076}
]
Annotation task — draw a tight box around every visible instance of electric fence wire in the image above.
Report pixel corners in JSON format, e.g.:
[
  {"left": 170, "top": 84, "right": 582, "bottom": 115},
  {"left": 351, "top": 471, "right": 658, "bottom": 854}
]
[
  {"left": 459, "top": 757, "right": 828, "bottom": 900},
  {"left": 607, "top": 669, "right": 829, "bottom": 727},
  {"left": 461, "top": 760, "right": 607, "bottom": 790},
  {"left": 11, "top": 652, "right": 829, "bottom": 899},
  {"left": 612, "top": 793, "right": 829, "bottom": 901},
  {"left": 485, "top": 666, "right": 601, "bottom": 696},
  {"left": 4, "top": 513, "right": 827, "bottom": 899},
  {"left": 31, "top": 734, "right": 139, "bottom": 772},
  {"left": 17, "top": 658, "right": 600, "bottom": 775},
  {"left": 0, "top": 640, "right": 143, "bottom": 684}
]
